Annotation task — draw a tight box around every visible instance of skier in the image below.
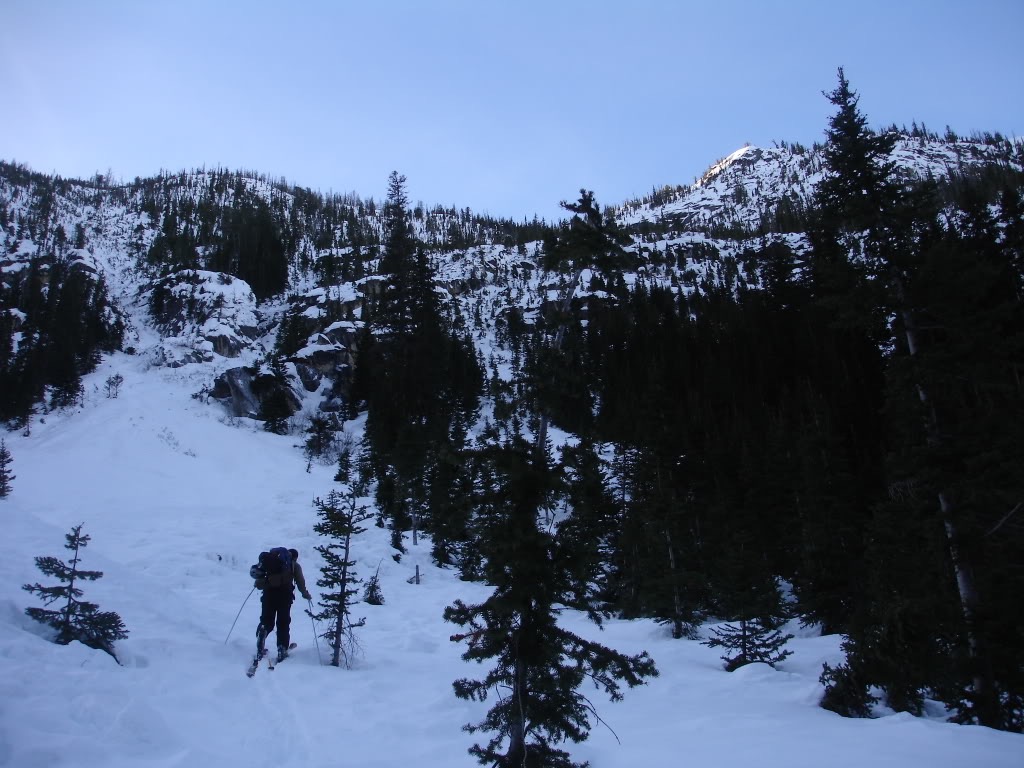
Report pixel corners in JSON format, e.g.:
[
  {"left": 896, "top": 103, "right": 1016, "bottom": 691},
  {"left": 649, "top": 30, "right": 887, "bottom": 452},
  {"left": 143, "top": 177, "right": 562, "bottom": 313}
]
[{"left": 257, "top": 548, "right": 312, "bottom": 662}]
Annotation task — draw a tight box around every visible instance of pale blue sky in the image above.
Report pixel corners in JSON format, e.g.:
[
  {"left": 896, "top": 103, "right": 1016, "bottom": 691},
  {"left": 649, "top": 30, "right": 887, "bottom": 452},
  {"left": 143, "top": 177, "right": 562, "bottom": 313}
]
[{"left": 3, "top": 0, "right": 1022, "bottom": 222}]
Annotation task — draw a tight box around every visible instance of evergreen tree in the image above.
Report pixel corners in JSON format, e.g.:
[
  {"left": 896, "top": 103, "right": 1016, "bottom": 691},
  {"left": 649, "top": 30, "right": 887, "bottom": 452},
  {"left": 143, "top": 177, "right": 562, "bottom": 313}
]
[
  {"left": 703, "top": 617, "right": 793, "bottom": 672},
  {"left": 376, "top": 171, "right": 422, "bottom": 337},
  {"left": 311, "top": 488, "right": 372, "bottom": 668},
  {"left": 105, "top": 373, "right": 124, "bottom": 399},
  {"left": 362, "top": 561, "right": 385, "bottom": 606},
  {"left": 533, "top": 190, "right": 633, "bottom": 448},
  {"left": 543, "top": 190, "right": 634, "bottom": 280},
  {"left": 554, "top": 440, "right": 620, "bottom": 614},
  {"left": 807, "top": 67, "right": 899, "bottom": 336},
  {"left": 273, "top": 310, "right": 307, "bottom": 357},
  {"left": 23, "top": 524, "right": 128, "bottom": 660},
  {"left": 361, "top": 172, "right": 482, "bottom": 557},
  {"left": 255, "top": 358, "right": 294, "bottom": 435},
  {"left": 445, "top": 435, "right": 657, "bottom": 767},
  {"left": 873, "top": 201, "right": 1024, "bottom": 728},
  {"left": 334, "top": 444, "right": 353, "bottom": 485},
  {"left": 208, "top": 192, "right": 288, "bottom": 300},
  {"left": 815, "top": 67, "right": 898, "bottom": 235},
  {"left": 607, "top": 445, "right": 708, "bottom": 639},
  {"left": 424, "top": 426, "right": 476, "bottom": 567},
  {"left": 0, "top": 439, "right": 14, "bottom": 497},
  {"left": 811, "top": 68, "right": 1024, "bottom": 731},
  {"left": 0, "top": 251, "right": 122, "bottom": 423},
  {"left": 304, "top": 415, "right": 336, "bottom": 463}
]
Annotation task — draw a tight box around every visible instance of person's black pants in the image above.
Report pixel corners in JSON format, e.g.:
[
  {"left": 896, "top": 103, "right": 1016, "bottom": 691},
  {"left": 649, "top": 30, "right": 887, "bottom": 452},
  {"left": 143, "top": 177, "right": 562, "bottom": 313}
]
[{"left": 258, "top": 588, "right": 293, "bottom": 649}]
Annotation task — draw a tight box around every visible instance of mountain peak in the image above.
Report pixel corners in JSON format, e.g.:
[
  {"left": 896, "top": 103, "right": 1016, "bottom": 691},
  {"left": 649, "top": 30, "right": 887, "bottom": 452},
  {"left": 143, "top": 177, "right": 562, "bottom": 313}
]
[{"left": 695, "top": 144, "right": 758, "bottom": 188}]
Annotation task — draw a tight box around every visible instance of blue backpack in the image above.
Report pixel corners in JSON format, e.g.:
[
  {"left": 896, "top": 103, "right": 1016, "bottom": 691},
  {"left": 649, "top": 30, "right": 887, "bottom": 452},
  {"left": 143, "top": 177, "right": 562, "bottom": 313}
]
[{"left": 251, "top": 547, "right": 293, "bottom": 589}]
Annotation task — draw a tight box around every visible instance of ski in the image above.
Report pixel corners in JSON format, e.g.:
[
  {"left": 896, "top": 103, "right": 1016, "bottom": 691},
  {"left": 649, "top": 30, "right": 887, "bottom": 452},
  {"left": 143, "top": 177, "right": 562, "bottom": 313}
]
[{"left": 246, "top": 648, "right": 267, "bottom": 678}]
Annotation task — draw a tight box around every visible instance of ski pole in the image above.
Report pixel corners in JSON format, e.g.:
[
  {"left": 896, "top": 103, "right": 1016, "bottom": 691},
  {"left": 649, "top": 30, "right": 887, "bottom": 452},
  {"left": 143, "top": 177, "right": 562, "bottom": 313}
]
[
  {"left": 307, "top": 598, "right": 323, "bottom": 665},
  {"left": 224, "top": 586, "right": 257, "bottom": 645}
]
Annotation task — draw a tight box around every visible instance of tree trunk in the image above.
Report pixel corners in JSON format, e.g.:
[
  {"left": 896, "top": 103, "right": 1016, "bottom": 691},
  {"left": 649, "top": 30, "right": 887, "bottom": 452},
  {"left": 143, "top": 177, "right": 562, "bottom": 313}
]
[
  {"left": 62, "top": 538, "right": 81, "bottom": 643},
  {"left": 505, "top": 653, "right": 528, "bottom": 767},
  {"left": 664, "top": 528, "right": 685, "bottom": 639},
  {"left": 899, "top": 301, "right": 997, "bottom": 726},
  {"left": 331, "top": 529, "right": 353, "bottom": 667}
]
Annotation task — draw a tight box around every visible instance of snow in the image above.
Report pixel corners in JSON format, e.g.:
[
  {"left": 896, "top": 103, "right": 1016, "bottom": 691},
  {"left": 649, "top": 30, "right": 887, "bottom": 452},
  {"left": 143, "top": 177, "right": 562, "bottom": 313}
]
[
  {"left": 4, "top": 137, "right": 1024, "bottom": 764},
  {"left": 696, "top": 145, "right": 757, "bottom": 188},
  {"left": 3, "top": 354, "right": 1022, "bottom": 767}
]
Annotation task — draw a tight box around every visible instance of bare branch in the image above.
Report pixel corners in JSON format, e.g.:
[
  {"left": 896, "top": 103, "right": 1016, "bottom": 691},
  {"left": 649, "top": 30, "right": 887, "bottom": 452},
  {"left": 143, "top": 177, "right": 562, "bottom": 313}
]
[{"left": 986, "top": 502, "right": 1022, "bottom": 537}]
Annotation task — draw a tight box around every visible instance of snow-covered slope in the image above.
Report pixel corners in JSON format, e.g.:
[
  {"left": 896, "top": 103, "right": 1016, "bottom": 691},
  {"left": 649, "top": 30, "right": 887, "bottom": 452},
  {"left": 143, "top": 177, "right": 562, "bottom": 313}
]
[
  {"left": 2, "top": 354, "right": 1022, "bottom": 767},
  {"left": 615, "top": 135, "right": 1021, "bottom": 236},
  {"left": 3, "top": 136, "right": 1024, "bottom": 765},
  {"left": 4, "top": 134, "right": 1020, "bottom": 391}
]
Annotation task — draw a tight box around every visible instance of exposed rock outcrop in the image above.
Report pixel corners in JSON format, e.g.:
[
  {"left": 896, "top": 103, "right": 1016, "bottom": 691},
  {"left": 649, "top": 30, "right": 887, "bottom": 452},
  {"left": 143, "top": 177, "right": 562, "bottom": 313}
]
[{"left": 210, "top": 366, "right": 302, "bottom": 420}]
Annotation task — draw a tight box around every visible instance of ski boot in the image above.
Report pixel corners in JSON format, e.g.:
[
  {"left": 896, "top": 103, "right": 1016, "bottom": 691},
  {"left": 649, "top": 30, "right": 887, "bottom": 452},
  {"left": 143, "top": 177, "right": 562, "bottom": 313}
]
[{"left": 256, "top": 624, "right": 268, "bottom": 659}]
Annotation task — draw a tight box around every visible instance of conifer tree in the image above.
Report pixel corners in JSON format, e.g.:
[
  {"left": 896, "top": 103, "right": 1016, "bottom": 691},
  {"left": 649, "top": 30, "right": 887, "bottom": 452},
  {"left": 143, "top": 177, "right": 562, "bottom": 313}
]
[
  {"left": 811, "top": 68, "right": 1024, "bottom": 731},
  {"left": 361, "top": 172, "right": 481, "bottom": 557},
  {"left": 362, "top": 561, "right": 385, "bottom": 606},
  {"left": 256, "top": 358, "right": 294, "bottom": 435},
  {"left": 703, "top": 522, "right": 793, "bottom": 673},
  {"left": 311, "top": 488, "right": 372, "bottom": 667},
  {"left": 0, "top": 439, "right": 14, "bottom": 498},
  {"left": 23, "top": 524, "right": 128, "bottom": 660},
  {"left": 533, "top": 190, "right": 632, "bottom": 449},
  {"left": 445, "top": 435, "right": 657, "bottom": 767},
  {"left": 816, "top": 67, "right": 898, "bottom": 235},
  {"left": 304, "top": 415, "right": 335, "bottom": 462},
  {"left": 807, "top": 67, "right": 899, "bottom": 335},
  {"left": 703, "top": 617, "right": 793, "bottom": 672},
  {"left": 554, "top": 439, "right": 620, "bottom": 612}
]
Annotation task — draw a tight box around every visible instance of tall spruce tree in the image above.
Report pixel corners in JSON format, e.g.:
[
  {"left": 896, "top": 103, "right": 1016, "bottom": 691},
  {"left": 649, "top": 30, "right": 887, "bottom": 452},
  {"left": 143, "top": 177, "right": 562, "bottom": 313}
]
[
  {"left": 533, "top": 190, "right": 632, "bottom": 450},
  {"left": 361, "top": 172, "right": 481, "bottom": 556},
  {"left": 811, "top": 68, "right": 1024, "bottom": 730},
  {"left": 807, "top": 66, "right": 898, "bottom": 337}
]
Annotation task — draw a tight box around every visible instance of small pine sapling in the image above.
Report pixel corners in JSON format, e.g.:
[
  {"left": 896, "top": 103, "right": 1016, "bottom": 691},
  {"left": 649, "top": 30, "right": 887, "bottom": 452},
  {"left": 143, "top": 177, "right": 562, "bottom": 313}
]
[
  {"left": 362, "top": 560, "right": 385, "bottom": 605},
  {"left": 703, "top": 617, "right": 793, "bottom": 671},
  {"left": 705, "top": 524, "right": 794, "bottom": 672},
  {"left": 311, "top": 488, "right": 372, "bottom": 667},
  {"left": 105, "top": 374, "right": 124, "bottom": 398},
  {"left": 334, "top": 445, "right": 353, "bottom": 484},
  {"left": 304, "top": 415, "right": 335, "bottom": 463},
  {"left": 23, "top": 523, "right": 128, "bottom": 661}
]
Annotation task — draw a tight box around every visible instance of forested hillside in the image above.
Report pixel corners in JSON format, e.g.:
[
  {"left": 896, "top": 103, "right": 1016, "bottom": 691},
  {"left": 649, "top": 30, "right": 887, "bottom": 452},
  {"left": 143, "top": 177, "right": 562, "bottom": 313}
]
[{"left": 2, "top": 70, "right": 1022, "bottom": 760}]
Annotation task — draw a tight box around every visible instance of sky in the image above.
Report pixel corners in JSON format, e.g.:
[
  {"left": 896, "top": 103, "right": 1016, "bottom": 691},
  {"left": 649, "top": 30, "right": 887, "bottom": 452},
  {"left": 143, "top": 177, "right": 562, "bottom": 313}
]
[{"left": 3, "top": 0, "right": 1023, "bottom": 223}]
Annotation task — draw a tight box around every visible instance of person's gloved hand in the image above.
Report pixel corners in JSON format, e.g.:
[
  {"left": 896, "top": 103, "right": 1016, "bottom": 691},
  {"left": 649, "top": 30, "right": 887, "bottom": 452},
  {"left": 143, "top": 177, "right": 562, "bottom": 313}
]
[{"left": 301, "top": 591, "right": 312, "bottom": 601}]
